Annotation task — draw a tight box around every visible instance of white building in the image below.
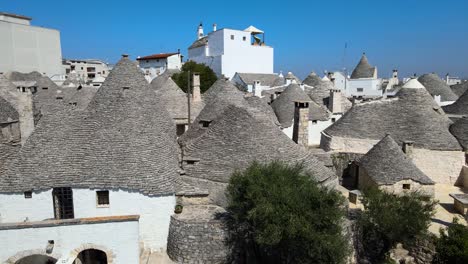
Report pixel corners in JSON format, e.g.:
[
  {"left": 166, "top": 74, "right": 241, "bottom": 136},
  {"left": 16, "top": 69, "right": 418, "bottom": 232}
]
[
  {"left": 0, "top": 55, "right": 180, "bottom": 263},
  {"left": 445, "top": 73, "right": 462, "bottom": 86},
  {"left": 331, "top": 53, "right": 395, "bottom": 99},
  {"left": 137, "top": 52, "right": 183, "bottom": 81},
  {"left": 63, "top": 59, "right": 110, "bottom": 83},
  {"left": 0, "top": 12, "right": 64, "bottom": 78},
  {"left": 188, "top": 24, "right": 274, "bottom": 79}
]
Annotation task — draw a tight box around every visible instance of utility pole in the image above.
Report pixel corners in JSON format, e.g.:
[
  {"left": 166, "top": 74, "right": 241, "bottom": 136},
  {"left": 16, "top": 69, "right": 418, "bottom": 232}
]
[{"left": 187, "top": 71, "right": 191, "bottom": 123}]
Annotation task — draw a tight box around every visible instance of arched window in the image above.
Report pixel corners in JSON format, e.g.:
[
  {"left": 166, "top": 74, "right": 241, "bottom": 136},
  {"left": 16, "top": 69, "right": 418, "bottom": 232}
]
[
  {"left": 73, "top": 249, "right": 108, "bottom": 264},
  {"left": 15, "top": 255, "right": 57, "bottom": 264}
]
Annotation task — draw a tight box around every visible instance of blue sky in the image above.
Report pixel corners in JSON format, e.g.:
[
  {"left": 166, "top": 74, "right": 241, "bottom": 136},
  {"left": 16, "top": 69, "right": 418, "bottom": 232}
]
[{"left": 2, "top": 0, "right": 468, "bottom": 79}]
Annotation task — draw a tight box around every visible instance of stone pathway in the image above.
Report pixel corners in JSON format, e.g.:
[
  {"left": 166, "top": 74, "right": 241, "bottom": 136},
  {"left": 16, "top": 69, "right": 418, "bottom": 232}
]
[
  {"left": 429, "top": 184, "right": 467, "bottom": 234},
  {"left": 140, "top": 251, "right": 175, "bottom": 264}
]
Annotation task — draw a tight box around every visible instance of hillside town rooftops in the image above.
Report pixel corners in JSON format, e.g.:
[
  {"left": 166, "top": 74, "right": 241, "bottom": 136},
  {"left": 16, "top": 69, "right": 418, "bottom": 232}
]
[
  {"left": 323, "top": 79, "right": 461, "bottom": 151},
  {"left": 418, "top": 73, "right": 459, "bottom": 102},
  {"left": 0, "top": 56, "right": 179, "bottom": 196},
  {"left": 359, "top": 135, "right": 434, "bottom": 185},
  {"left": 182, "top": 104, "right": 337, "bottom": 186}
]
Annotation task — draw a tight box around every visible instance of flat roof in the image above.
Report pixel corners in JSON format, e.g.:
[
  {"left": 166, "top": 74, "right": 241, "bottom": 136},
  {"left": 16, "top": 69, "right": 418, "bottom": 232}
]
[{"left": 0, "top": 12, "right": 32, "bottom": 21}]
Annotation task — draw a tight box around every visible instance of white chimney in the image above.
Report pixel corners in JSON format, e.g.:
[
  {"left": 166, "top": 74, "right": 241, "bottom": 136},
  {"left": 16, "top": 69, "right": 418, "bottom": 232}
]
[
  {"left": 197, "top": 23, "right": 204, "bottom": 40},
  {"left": 253, "top": 80, "right": 262, "bottom": 97},
  {"left": 213, "top": 23, "right": 217, "bottom": 32}
]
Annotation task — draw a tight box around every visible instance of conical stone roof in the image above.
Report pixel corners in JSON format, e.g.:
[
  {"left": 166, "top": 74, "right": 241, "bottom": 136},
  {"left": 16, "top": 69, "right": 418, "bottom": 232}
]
[
  {"left": 450, "top": 81, "right": 468, "bottom": 97},
  {"left": 0, "top": 96, "right": 18, "bottom": 123},
  {"left": 443, "top": 88, "right": 468, "bottom": 116},
  {"left": 350, "top": 54, "right": 376, "bottom": 79},
  {"left": 6, "top": 71, "right": 65, "bottom": 115},
  {"left": 203, "top": 78, "right": 243, "bottom": 104},
  {"left": 154, "top": 77, "right": 205, "bottom": 120},
  {"left": 271, "top": 83, "right": 312, "bottom": 128},
  {"left": 181, "top": 104, "right": 338, "bottom": 204},
  {"left": 0, "top": 56, "right": 180, "bottom": 196},
  {"left": 303, "top": 72, "right": 334, "bottom": 89},
  {"left": 418, "top": 73, "right": 458, "bottom": 102},
  {"left": 179, "top": 91, "right": 278, "bottom": 146},
  {"left": 323, "top": 79, "right": 461, "bottom": 150},
  {"left": 449, "top": 117, "right": 468, "bottom": 150},
  {"left": 359, "top": 135, "right": 434, "bottom": 185}
]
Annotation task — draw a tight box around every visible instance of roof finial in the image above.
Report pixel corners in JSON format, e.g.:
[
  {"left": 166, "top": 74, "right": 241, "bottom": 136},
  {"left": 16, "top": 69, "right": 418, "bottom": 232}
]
[{"left": 122, "top": 54, "right": 129, "bottom": 58}]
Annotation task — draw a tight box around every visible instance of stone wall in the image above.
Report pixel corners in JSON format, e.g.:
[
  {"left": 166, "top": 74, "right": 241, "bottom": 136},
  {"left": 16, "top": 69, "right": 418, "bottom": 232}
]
[
  {"left": 330, "top": 152, "right": 364, "bottom": 187},
  {"left": 408, "top": 235, "right": 436, "bottom": 264},
  {"left": 167, "top": 205, "right": 228, "bottom": 263},
  {"left": 411, "top": 149, "right": 465, "bottom": 184},
  {"left": 320, "top": 134, "right": 379, "bottom": 154}
]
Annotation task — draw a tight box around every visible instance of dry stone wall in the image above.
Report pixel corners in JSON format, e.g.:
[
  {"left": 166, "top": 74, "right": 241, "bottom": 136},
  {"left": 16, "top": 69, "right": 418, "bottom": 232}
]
[{"left": 167, "top": 206, "right": 228, "bottom": 263}]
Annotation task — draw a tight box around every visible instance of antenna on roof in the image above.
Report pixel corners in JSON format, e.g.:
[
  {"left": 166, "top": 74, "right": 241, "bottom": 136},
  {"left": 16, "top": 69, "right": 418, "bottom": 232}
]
[{"left": 341, "top": 42, "right": 347, "bottom": 72}]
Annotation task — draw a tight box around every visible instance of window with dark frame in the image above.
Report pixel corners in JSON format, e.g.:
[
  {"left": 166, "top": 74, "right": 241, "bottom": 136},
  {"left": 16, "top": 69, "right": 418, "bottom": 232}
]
[
  {"left": 403, "top": 184, "right": 411, "bottom": 190},
  {"left": 357, "top": 88, "right": 364, "bottom": 92},
  {"left": 52, "top": 187, "right": 74, "bottom": 219},
  {"left": 243, "top": 36, "right": 246, "bottom": 41},
  {"left": 97, "top": 190, "right": 109, "bottom": 206},
  {"left": 231, "top": 35, "right": 234, "bottom": 40},
  {"left": 24, "top": 191, "right": 32, "bottom": 199}
]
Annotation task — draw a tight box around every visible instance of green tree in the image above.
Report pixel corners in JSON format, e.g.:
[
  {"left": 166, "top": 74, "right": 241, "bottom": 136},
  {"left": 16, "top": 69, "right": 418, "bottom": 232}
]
[
  {"left": 433, "top": 218, "right": 468, "bottom": 264},
  {"left": 172, "top": 60, "right": 217, "bottom": 93},
  {"left": 226, "top": 161, "right": 350, "bottom": 264},
  {"left": 357, "top": 188, "right": 436, "bottom": 262}
]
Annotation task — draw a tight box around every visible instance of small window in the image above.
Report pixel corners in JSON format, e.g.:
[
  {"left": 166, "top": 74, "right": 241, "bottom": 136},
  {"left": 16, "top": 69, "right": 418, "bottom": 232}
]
[
  {"left": 186, "top": 160, "right": 196, "bottom": 165},
  {"left": 81, "top": 67, "right": 83, "bottom": 70},
  {"left": 243, "top": 36, "right": 246, "bottom": 41},
  {"left": 122, "top": 86, "right": 130, "bottom": 90},
  {"left": 357, "top": 88, "right": 364, "bottom": 92},
  {"left": 42, "top": 87, "right": 48, "bottom": 90},
  {"left": 176, "top": 124, "right": 186, "bottom": 136},
  {"left": 24, "top": 191, "right": 32, "bottom": 199},
  {"left": 96, "top": 190, "right": 109, "bottom": 206},
  {"left": 200, "top": 120, "right": 211, "bottom": 128},
  {"left": 312, "top": 120, "right": 318, "bottom": 124},
  {"left": 231, "top": 35, "right": 234, "bottom": 40},
  {"left": 331, "top": 118, "right": 336, "bottom": 123},
  {"left": 403, "top": 184, "right": 410, "bottom": 190}
]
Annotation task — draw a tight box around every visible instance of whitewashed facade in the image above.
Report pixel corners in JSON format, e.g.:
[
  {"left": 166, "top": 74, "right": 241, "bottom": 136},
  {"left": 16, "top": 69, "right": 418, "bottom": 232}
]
[
  {"left": 0, "top": 12, "right": 64, "bottom": 77},
  {"left": 0, "top": 189, "right": 175, "bottom": 250},
  {"left": 332, "top": 71, "right": 384, "bottom": 98},
  {"left": 137, "top": 52, "right": 182, "bottom": 81},
  {"left": 188, "top": 24, "right": 274, "bottom": 79},
  {"left": 0, "top": 217, "right": 139, "bottom": 264},
  {"left": 63, "top": 59, "right": 110, "bottom": 82}
]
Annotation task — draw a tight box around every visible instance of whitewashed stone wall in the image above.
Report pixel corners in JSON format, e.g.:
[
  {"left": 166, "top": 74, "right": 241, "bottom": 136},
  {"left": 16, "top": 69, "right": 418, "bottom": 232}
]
[
  {"left": 358, "top": 169, "right": 434, "bottom": 196},
  {"left": 411, "top": 149, "right": 465, "bottom": 184},
  {"left": 0, "top": 219, "right": 139, "bottom": 264},
  {"left": 320, "top": 134, "right": 379, "bottom": 154},
  {"left": 0, "top": 190, "right": 54, "bottom": 223},
  {"left": 321, "top": 135, "right": 465, "bottom": 185},
  {"left": 0, "top": 188, "right": 176, "bottom": 251}
]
